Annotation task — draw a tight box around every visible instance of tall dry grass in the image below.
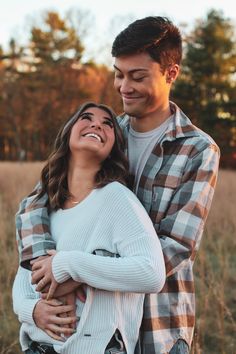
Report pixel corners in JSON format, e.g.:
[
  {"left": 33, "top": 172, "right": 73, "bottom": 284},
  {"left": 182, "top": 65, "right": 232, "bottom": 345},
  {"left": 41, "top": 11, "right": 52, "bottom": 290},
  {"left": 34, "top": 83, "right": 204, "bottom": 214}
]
[
  {"left": 0, "top": 162, "right": 43, "bottom": 354},
  {"left": 0, "top": 162, "right": 235, "bottom": 353},
  {"left": 193, "top": 169, "right": 236, "bottom": 354}
]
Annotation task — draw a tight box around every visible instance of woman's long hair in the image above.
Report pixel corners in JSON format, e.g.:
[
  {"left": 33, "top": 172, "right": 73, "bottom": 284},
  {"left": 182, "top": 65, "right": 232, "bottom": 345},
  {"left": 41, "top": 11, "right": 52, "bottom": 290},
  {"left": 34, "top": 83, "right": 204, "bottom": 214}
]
[{"left": 37, "top": 102, "right": 129, "bottom": 210}]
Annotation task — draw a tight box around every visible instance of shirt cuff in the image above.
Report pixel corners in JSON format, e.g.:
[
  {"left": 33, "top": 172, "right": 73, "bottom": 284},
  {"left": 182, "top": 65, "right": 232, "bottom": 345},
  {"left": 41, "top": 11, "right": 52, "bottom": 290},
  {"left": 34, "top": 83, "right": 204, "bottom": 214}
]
[{"left": 20, "top": 240, "right": 56, "bottom": 270}]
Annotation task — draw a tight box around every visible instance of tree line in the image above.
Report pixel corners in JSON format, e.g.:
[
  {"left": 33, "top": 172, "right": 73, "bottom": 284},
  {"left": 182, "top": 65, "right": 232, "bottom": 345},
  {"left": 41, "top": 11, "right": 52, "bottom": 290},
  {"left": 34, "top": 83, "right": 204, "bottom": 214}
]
[{"left": 0, "top": 9, "right": 235, "bottom": 168}]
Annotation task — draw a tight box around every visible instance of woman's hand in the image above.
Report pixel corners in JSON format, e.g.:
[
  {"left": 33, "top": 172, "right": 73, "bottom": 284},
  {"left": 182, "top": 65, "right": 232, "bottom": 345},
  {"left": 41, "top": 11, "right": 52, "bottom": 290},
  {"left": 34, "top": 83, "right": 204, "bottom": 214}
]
[
  {"left": 33, "top": 298, "right": 77, "bottom": 341},
  {"left": 31, "top": 250, "right": 58, "bottom": 299}
]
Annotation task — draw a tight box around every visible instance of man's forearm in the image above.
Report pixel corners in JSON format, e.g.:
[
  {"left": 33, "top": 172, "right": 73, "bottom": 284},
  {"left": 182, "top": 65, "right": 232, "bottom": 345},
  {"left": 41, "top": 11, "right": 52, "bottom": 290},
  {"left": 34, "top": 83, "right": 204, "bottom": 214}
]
[{"left": 15, "top": 187, "right": 56, "bottom": 269}]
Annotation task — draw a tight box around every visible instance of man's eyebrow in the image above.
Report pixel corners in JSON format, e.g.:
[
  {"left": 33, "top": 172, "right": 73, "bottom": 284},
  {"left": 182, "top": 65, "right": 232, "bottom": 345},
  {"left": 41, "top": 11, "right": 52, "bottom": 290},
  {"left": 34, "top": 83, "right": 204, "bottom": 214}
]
[{"left": 113, "top": 65, "right": 148, "bottom": 74}]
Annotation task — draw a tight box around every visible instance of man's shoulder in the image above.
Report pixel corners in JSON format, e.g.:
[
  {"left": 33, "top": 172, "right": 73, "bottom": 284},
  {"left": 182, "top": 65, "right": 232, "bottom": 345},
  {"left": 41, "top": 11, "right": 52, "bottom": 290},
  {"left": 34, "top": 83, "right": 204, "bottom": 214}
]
[
  {"left": 177, "top": 121, "right": 218, "bottom": 149},
  {"left": 180, "top": 121, "right": 219, "bottom": 155},
  {"left": 189, "top": 125, "right": 219, "bottom": 151},
  {"left": 171, "top": 102, "right": 219, "bottom": 151}
]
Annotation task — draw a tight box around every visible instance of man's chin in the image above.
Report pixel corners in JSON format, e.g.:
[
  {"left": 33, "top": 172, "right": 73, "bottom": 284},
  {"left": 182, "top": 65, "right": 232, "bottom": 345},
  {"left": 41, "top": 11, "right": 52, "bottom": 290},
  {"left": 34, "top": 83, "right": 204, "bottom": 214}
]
[{"left": 123, "top": 104, "right": 142, "bottom": 118}]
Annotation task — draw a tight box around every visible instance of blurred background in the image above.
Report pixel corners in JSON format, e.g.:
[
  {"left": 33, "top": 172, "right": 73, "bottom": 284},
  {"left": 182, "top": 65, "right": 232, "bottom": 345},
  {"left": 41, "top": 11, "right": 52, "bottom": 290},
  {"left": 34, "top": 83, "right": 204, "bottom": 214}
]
[{"left": 0, "top": 1, "right": 236, "bottom": 353}]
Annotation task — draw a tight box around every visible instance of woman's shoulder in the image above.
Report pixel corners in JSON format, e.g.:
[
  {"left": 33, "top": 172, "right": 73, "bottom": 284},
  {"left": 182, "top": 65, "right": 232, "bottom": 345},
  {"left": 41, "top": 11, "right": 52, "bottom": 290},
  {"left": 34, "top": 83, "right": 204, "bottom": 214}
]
[
  {"left": 102, "top": 182, "right": 154, "bottom": 234},
  {"left": 101, "top": 182, "right": 143, "bottom": 207},
  {"left": 102, "top": 181, "right": 134, "bottom": 197}
]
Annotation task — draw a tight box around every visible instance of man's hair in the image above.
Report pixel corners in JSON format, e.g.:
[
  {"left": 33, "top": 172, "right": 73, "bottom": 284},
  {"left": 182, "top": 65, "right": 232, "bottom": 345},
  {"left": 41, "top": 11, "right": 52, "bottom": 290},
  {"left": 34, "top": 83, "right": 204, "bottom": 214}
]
[
  {"left": 111, "top": 16, "right": 182, "bottom": 73},
  {"left": 36, "top": 102, "right": 129, "bottom": 210}
]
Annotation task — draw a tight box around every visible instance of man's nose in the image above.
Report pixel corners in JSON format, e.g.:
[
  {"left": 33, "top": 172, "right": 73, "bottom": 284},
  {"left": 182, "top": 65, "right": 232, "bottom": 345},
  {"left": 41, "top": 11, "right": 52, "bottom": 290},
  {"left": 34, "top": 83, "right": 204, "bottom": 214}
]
[{"left": 120, "top": 78, "right": 134, "bottom": 94}]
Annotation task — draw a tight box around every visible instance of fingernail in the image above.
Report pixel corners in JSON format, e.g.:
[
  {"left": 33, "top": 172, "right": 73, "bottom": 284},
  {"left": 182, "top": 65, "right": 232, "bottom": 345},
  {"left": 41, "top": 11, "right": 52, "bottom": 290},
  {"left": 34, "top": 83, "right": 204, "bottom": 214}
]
[{"left": 56, "top": 300, "right": 64, "bottom": 305}]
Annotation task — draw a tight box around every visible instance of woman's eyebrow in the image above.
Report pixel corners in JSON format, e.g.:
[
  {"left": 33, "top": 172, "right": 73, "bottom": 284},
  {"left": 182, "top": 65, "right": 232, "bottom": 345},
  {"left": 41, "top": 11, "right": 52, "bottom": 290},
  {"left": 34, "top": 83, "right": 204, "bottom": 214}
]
[
  {"left": 79, "top": 112, "right": 112, "bottom": 122},
  {"left": 79, "top": 112, "right": 94, "bottom": 117}
]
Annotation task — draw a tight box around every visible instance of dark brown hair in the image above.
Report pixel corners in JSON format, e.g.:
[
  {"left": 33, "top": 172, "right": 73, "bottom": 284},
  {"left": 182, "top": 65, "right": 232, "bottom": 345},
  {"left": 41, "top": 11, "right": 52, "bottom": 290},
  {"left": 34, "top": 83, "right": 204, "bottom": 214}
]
[
  {"left": 37, "top": 102, "right": 129, "bottom": 210},
  {"left": 111, "top": 16, "right": 182, "bottom": 73}
]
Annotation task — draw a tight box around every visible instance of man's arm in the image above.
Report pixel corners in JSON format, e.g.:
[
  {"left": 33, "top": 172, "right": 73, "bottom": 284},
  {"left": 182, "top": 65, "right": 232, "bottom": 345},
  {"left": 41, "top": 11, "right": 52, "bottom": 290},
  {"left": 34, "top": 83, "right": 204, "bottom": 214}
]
[
  {"left": 157, "top": 142, "right": 220, "bottom": 277},
  {"left": 15, "top": 185, "right": 56, "bottom": 269}
]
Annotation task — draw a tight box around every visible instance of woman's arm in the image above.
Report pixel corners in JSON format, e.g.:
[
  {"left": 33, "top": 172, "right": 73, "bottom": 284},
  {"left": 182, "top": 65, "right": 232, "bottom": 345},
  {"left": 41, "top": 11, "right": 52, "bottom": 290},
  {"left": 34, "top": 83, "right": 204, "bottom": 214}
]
[
  {"left": 33, "top": 235, "right": 164, "bottom": 295},
  {"left": 12, "top": 266, "right": 40, "bottom": 324},
  {"left": 32, "top": 185, "right": 166, "bottom": 296},
  {"left": 12, "top": 266, "right": 77, "bottom": 339}
]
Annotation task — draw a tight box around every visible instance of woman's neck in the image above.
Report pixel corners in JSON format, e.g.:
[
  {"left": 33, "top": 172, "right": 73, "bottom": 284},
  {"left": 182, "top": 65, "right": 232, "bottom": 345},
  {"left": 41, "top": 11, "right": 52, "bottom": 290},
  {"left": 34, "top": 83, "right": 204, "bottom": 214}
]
[{"left": 66, "top": 159, "right": 99, "bottom": 207}]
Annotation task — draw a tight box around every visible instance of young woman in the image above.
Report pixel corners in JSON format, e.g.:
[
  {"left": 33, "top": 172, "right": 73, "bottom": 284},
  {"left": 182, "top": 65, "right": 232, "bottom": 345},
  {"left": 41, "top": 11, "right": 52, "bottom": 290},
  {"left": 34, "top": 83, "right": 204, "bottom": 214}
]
[{"left": 12, "top": 102, "right": 165, "bottom": 354}]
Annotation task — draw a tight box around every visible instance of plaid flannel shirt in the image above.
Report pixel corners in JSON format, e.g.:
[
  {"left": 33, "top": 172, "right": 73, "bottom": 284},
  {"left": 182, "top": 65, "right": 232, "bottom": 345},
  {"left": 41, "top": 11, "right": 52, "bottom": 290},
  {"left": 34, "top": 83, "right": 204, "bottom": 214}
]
[{"left": 15, "top": 102, "right": 220, "bottom": 353}]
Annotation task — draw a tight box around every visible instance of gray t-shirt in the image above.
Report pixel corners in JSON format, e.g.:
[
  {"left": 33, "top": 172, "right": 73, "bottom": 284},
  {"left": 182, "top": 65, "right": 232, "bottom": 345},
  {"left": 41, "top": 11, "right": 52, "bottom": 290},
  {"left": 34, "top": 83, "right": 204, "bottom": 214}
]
[{"left": 128, "top": 116, "right": 173, "bottom": 193}]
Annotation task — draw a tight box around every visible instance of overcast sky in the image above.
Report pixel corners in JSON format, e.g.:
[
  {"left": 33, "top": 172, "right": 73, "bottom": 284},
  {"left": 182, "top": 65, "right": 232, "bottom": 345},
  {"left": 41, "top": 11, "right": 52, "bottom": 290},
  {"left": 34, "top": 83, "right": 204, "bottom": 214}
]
[{"left": 1, "top": 0, "right": 235, "bottom": 64}]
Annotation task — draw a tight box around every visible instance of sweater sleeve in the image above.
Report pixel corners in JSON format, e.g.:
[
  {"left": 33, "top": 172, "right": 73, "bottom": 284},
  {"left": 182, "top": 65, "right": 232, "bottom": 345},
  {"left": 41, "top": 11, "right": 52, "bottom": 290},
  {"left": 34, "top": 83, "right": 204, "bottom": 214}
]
[
  {"left": 52, "top": 184, "right": 166, "bottom": 293},
  {"left": 12, "top": 266, "right": 40, "bottom": 325}
]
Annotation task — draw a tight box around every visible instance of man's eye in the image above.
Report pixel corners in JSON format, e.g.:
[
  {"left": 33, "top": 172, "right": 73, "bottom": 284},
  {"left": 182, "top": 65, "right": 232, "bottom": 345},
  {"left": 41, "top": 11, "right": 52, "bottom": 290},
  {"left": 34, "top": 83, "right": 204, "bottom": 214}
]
[
  {"left": 115, "top": 73, "right": 123, "bottom": 79},
  {"left": 133, "top": 77, "right": 145, "bottom": 82}
]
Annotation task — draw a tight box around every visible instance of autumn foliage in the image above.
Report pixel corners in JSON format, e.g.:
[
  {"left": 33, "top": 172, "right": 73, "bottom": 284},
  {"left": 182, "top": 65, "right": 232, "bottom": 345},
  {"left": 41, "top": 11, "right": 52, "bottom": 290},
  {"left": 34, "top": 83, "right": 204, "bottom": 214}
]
[{"left": 0, "top": 10, "right": 235, "bottom": 167}]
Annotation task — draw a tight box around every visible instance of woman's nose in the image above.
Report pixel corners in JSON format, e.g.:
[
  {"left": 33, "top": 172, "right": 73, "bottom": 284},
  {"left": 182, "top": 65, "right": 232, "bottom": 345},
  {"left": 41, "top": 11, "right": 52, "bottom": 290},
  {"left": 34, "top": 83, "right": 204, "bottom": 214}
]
[{"left": 90, "top": 121, "right": 102, "bottom": 129}]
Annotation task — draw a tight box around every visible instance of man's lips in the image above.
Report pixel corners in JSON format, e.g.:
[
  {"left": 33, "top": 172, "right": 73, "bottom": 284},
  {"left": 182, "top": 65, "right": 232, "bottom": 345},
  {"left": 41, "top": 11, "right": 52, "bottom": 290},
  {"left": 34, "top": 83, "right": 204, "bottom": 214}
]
[{"left": 122, "top": 96, "right": 143, "bottom": 103}]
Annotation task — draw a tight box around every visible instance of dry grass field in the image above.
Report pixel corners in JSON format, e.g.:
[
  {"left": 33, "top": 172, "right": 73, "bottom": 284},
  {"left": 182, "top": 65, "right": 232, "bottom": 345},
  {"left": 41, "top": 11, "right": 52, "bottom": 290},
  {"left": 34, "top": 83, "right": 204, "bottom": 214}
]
[{"left": 0, "top": 162, "right": 235, "bottom": 354}]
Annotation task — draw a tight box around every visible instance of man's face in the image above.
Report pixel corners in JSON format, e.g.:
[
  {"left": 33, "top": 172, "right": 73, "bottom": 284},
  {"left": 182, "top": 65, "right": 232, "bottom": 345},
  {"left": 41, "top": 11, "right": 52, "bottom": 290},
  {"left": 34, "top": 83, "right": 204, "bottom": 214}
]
[{"left": 114, "top": 52, "right": 175, "bottom": 126}]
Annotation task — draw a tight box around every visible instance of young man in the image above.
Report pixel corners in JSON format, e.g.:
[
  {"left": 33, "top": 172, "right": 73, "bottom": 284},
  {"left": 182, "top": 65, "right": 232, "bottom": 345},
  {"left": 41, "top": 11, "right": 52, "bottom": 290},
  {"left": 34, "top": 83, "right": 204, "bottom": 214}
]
[{"left": 15, "top": 17, "right": 220, "bottom": 354}]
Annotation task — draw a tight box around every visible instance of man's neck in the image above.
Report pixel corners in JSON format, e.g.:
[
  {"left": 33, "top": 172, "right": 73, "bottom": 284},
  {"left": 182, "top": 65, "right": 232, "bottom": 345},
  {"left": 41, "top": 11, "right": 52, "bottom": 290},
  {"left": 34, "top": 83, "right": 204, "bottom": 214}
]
[{"left": 130, "top": 105, "right": 172, "bottom": 133}]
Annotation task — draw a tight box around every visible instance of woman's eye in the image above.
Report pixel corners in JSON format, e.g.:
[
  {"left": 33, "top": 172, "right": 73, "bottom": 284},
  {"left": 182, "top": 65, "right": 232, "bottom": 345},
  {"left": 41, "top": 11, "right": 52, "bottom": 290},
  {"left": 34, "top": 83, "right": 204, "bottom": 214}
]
[
  {"left": 104, "top": 120, "right": 114, "bottom": 128},
  {"left": 80, "top": 115, "right": 91, "bottom": 121}
]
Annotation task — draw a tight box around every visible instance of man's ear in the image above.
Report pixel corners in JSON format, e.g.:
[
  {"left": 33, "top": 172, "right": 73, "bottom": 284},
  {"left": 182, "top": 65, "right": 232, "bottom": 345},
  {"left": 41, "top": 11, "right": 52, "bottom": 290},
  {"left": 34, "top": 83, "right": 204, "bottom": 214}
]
[{"left": 166, "top": 64, "right": 180, "bottom": 84}]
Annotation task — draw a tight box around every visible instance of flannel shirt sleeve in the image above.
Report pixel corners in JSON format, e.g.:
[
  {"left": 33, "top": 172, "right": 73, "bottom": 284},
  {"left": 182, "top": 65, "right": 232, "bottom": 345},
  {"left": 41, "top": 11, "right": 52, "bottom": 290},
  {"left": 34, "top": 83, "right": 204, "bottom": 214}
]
[
  {"left": 15, "top": 183, "right": 56, "bottom": 269},
  {"left": 158, "top": 142, "right": 220, "bottom": 277}
]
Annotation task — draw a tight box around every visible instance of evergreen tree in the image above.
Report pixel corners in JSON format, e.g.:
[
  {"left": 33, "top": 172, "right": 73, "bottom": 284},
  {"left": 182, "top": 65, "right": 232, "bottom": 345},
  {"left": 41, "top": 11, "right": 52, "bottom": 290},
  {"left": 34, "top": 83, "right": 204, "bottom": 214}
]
[
  {"left": 30, "top": 11, "right": 84, "bottom": 67},
  {"left": 173, "top": 10, "right": 236, "bottom": 167}
]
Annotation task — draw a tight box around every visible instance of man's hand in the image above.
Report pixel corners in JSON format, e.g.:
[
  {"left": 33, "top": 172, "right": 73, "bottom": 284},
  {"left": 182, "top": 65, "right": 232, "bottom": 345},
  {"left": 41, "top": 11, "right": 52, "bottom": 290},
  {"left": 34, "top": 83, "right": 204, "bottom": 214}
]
[
  {"left": 33, "top": 298, "right": 77, "bottom": 341},
  {"left": 41, "top": 281, "right": 87, "bottom": 303},
  {"left": 40, "top": 278, "right": 85, "bottom": 300},
  {"left": 31, "top": 250, "right": 58, "bottom": 299}
]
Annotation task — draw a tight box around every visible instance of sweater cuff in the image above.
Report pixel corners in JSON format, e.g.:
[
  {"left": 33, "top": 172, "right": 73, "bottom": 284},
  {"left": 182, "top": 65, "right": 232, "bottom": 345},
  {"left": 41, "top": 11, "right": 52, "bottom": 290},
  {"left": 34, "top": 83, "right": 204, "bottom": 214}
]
[
  {"left": 52, "top": 252, "right": 72, "bottom": 283},
  {"left": 18, "top": 298, "right": 40, "bottom": 325}
]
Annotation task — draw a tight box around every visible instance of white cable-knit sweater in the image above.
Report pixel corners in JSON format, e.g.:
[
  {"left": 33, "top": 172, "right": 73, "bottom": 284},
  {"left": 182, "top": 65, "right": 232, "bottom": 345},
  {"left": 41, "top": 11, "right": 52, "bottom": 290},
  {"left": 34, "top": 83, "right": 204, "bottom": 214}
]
[{"left": 13, "top": 182, "right": 165, "bottom": 354}]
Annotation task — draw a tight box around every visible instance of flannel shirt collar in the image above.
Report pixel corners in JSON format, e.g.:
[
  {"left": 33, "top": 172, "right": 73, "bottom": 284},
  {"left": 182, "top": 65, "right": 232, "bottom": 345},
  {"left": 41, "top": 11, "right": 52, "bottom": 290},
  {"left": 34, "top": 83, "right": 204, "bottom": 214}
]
[
  {"left": 117, "top": 101, "right": 200, "bottom": 145},
  {"left": 117, "top": 102, "right": 201, "bottom": 213}
]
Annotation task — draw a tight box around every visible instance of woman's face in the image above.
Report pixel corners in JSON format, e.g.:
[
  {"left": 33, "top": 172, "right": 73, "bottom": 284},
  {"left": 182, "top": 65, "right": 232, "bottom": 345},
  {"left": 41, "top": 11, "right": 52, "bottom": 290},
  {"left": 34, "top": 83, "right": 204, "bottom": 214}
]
[{"left": 69, "top": 107, "right": 116, "bottom": 162}]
